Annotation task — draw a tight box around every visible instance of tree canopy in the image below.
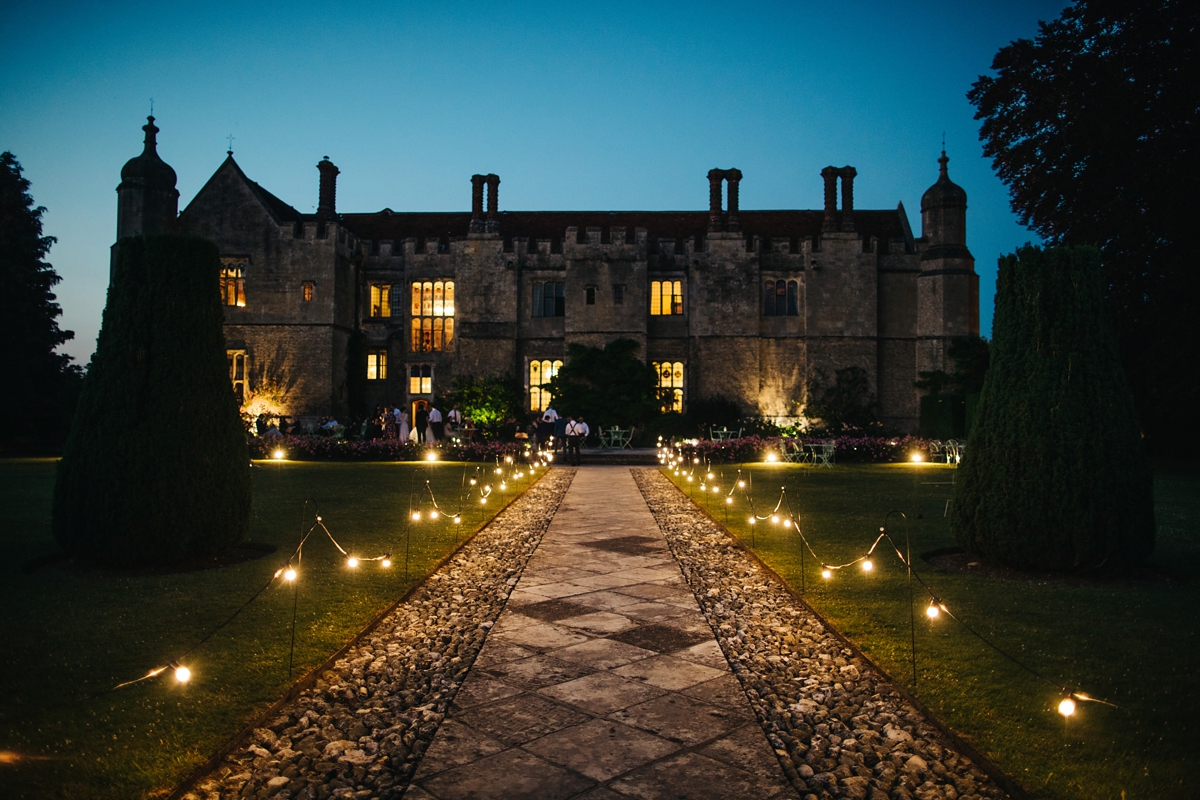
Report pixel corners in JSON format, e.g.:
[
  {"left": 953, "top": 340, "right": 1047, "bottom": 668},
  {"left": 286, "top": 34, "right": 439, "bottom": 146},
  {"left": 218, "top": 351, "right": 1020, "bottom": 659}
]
[
  {"left": 950, "top": 245, "right": 1154, "bottom": 574},
  {"left": 543, "top": 338, "right": 660, "bottom": 429},
  {"left": 0, "top": 152, "right": 82, "bottom": 449},
  {"left": 968, "top": 0, "right": 1200, "bottom": 456}
]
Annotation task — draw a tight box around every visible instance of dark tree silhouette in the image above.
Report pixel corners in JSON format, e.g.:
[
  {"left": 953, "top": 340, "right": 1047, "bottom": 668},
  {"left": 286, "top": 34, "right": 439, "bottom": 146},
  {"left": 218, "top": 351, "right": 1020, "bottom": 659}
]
[
  {"left": 54, "top": 235, "right": 251, "bottom": 567},
  {"left": 968, "top": 0, "right": 1200, "bottom": 457},
  {"left": 950, "top": 246, "right": 1154, "bottom": 574},
  {"left": 0, "top": 152, "right": 82, "bottom": 450},
  {"left": 543, "top": 338, "right": 660, "bottom": 429}
]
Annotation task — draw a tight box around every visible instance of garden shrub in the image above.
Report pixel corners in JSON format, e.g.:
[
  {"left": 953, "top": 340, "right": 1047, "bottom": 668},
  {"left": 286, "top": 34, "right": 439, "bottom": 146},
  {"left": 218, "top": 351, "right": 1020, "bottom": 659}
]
[
  {"left": 950, "top": 246, "right": 1154, "bottom": 573},
  {"left": 53, "top": 235, "right": 252, "bottom": 566}
]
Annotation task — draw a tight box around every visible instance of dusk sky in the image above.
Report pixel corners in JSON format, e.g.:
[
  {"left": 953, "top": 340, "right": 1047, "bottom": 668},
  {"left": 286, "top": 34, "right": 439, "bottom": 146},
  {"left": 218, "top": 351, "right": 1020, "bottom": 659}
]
[{"left": 3, "top": 0, "right": 1068, "bottom": 367}]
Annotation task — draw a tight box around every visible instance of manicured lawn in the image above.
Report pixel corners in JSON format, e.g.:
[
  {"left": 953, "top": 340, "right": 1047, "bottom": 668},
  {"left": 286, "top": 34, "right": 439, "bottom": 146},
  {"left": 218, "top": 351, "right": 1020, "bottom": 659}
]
[
  {"left": 0, "top": 457, "right": 543, "bottom": 799},
  {"left": 667, "top": 462, "right": 1198, "bottom": 800}
]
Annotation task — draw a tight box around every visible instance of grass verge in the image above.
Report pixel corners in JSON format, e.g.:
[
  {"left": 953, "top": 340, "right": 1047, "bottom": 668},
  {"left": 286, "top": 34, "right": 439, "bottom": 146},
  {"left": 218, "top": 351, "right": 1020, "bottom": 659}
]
[
  {"left": 666, "top": 462, "right": 1198, "bottom": 800},
  {"left": 0, "top": 457, "right": 543, "bottom": 799}
]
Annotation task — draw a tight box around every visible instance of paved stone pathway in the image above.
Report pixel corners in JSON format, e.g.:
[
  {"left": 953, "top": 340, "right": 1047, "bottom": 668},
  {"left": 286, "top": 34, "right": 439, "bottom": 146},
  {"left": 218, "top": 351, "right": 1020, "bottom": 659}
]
[{"left": 406, "top": 467, "right": 799, "bottom": 800}]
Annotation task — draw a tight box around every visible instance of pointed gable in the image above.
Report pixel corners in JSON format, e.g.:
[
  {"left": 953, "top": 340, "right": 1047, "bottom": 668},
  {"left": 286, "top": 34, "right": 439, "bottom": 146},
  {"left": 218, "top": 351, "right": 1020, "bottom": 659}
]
[{"left": 179, "top": 156, "right": 304, "bottom": 239}]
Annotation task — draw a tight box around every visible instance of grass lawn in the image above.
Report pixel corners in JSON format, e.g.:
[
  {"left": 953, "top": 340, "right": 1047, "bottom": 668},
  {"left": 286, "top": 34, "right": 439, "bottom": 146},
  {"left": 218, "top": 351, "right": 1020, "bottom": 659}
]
[
  {"left": 667, "top": 462, "right": 1199, "bottom": 800},
  {"left": 0, "top": 457, "right": 543, "bottom": 799}
]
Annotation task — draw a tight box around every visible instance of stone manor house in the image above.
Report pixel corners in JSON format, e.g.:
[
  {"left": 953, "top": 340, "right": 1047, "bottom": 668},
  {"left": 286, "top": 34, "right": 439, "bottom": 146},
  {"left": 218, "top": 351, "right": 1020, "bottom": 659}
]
[{"left": 115, "top": 116, "right": 978, "bottom": 431}]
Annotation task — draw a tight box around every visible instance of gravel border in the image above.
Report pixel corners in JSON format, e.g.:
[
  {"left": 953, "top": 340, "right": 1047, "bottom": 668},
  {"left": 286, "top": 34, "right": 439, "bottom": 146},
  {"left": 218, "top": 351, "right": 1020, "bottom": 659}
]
[
  {"left": 181, "top": 468, "right": 575, "bottom": 800},
  {"left": 633, "top": 468, "right": 1016, "bottom": 800}
]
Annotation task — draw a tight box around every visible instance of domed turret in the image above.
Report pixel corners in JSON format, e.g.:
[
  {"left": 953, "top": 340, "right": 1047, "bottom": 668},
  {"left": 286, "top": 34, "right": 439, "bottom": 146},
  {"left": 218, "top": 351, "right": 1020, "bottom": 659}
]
[
  {"left": 920, "top": 151, "right": 967, "bottom": 249},
  {"left": 116, "top": 116, "right": 179, "bottom": 240}
]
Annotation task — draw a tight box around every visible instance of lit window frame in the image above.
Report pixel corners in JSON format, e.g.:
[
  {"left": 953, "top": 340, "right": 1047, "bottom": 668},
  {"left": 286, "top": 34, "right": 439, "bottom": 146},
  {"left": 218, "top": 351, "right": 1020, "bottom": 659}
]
[
  {"left": 227, "top": 349, "right": 247, "bottom": 405},
  {"left": 650, "top": 280, "right": 683, "bottom": 316},
  {"left": 529, "top": 358, "right": 564, "bottom": 412},
  {"left": 367, "top": 349, "right": 388, "bottom": 381},
  {"left": 409, "top": 364, "right": 433, "bottom": 395},
  {"left": 219, "top": 259, "right": 247, "bottom": 308},
  {"left": 409, "top": 280, "right": 455, "bottom": 352},
  {"left": 652, "top": 360, "right": 685, "bottom": 413}
]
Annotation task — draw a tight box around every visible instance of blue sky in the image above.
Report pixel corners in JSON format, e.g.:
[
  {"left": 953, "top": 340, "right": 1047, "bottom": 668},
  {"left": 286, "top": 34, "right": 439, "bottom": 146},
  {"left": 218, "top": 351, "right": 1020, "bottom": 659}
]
[{"left": 2, "top": 0, "right": 1067, "bottom": 366}]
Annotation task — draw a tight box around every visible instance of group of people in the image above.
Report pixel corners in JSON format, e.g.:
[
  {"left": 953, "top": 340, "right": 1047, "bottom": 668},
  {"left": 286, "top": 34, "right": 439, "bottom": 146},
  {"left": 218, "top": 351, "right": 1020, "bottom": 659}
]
[
  {"left": 536, "top": 407, "right": 590, "bottom": 466},
  {"left": 373, "top": 404, "right": 464, "bottom": 443}
]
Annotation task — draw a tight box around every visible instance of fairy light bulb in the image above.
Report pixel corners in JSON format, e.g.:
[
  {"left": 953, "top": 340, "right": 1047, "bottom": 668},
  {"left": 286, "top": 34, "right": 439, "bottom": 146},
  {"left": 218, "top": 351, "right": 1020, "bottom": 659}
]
[
  {"left": 480, "top": 497, "right": 487, "bottom": 504},
  {"left": 412, "top": 511, "right": 421, "bottom": 521},
  {"left": 500, "top": 483, "right": 507, "bottom": 490},
  {"left": 381, "top": 558, "right": 391, "bottom": 568},
  {"left": 687, "top": 475, "right": 693, "bottom": 482},
  {"left": 273, "top": 449, "right": 284, "bottom": 460},
  {"left": 284, "top": 568, "right": 297, "bottom": 581},
  {"left": 737, "top": 480, "right": 746, "bottom": 488},
  {"left": 910, "top": 452, "right": 923, "bottom": 463},
  {"left": 706, "top": 472, "right": 714, "bottom": 480},
  {"left": 470, "top": 478, "right": 477, "bottom": 486},
  {"left": 926, "top": 602, "right": 940, "bottom": 619},
  {"left": 748, "top": 516, "right": 756, "bottom": 525},
  {"left": 452, "top": 516, "right": 461, "bottom": 524},
  {"left": 771, "top": 515, "right": 779, "bottom": 524},
  {"left": 495, "top": 468, "right": 502, "bottom": 474},
  {"left": 725, "top": 496, "right": 733, "bottom": 505},
  {"left": 430, "top": 510, "right": 439, "bottom": 519},
  {"left": 712, "top": 486, "right": 720, "bottom": 493},
  {"left": 783, "top": 518, "right": 792, "bottom": 528},
  {"left": 1058, "top": 696, "right": 1076, "bottom": 716},
  {"left": 174, "top": 665, "right": 191, "bottom": 683},
  {"left": 505, "top": 456, "right": 513, "bottom": 464},
  {"left": 862, "top": 559, "right": 873, "bottom": 572},
  {"left": 347, "top": 557, "right": 359, "bottom": 568},
  {"left": 766, "top": 453, "right": 777, "bottom": 462},
  {"left": 426, "top": 451, "right": 438, "bottom": 461},
  {"left": 821, "top": 567, "right": 832, "bottom": 579}
]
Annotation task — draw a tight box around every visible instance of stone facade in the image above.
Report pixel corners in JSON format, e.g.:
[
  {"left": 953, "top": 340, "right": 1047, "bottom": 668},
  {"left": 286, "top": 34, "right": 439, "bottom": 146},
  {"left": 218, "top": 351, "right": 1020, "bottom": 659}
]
[{"left": 115, "top": 118, "right": 978, "bottom": 431}]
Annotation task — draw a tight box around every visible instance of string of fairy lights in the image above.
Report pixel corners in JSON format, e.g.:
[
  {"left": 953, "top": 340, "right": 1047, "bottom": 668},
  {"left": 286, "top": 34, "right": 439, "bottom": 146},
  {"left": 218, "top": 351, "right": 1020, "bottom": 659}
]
[
  {"left": 657, "top": 439, "right": 1117, "bottom": 720},
  {"left": 108, "top": 447, "right": 553, "bottom": 694}
]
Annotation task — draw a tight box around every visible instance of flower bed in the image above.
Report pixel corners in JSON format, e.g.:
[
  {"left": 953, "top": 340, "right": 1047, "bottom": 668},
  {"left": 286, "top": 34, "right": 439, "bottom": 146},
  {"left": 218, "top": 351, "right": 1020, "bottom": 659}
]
[
  {"left": 247, "top": 435, "right": 528, "bottom": 462},
  {"left": 671, "top": 434, "right": 935, "bottom": 464}
]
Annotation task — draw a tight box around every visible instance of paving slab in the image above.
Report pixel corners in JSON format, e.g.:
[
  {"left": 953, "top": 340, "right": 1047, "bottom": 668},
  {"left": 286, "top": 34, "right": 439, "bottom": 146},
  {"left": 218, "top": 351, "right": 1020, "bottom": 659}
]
[{"left": 410, "top": 467, "right": 798, "bottom": 799}]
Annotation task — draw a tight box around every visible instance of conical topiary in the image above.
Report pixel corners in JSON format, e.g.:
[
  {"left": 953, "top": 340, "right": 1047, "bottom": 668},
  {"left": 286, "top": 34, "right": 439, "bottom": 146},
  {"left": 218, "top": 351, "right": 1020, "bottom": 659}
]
[
  {"left": 950, "top": 245, "right": 1154, "bottom": 573},
  {"left": 53, "top": 235, "right": 251, "bottom": 566}
]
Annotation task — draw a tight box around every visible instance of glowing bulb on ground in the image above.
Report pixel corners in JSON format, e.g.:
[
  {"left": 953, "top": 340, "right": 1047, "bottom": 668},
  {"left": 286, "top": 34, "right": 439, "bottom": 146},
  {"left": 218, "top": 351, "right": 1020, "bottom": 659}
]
[
  {"left": 1058, "top": 697, "right": 1076, "bottom": 717},
  {"left": 822, "top": 568, "right": 832, "bottom": 579},
  {"left": 174, "top": 665, "right": 191, "bottom": 683},
  {"left": 862, "top": 559, "right": 873, "bottom": 572},
  {"left": 707, "top": 472, "right": 714, "bottom": 480},
  {"left": 926, "top": 603, "right": 940, "bottom": 619},
  {"left": 453, "top": 516, "right": 461, "bottom": 525},
  {"left": 748, "top": 517, "right": 756, "bottom": 525},
  {"left": 726, "top": 497, "right": 733, "bottom": 505},
  {"left": 284, "top": 568, "right": 297, "bottom": 581},
  {"left": 693, "top": 458, "right": 700, "bottom": 464},
  {"left": 426, "top": 451, "right": 438, "bottom": 461},
  {"left": 687, "top": 476, "right": 693, "bottom": 482},
  {"left": 737, "top": 480, "right": 746, "bottom": 488},
  {"left": 272, "top": 449, "right": 284, "bottom": 460},
  {"left": 500, "top": 483, "right": 507, "bottom": 490},
  {"left": 712, "top": 486, "right": 720, "bottom": 494},
  {"left": 480, "top": 498, "right": 487, "bottom": 504},
  {"left": 470, "top": 478, "right": 477, "bottom": 485},
  {"left": 783, "top": 519, "right": 792, "bottom": 528},
  {"left": 771, "top": 515, "right": 780, "bottom": 524},
  {"left": 347, "top": 557, "right": 359, "bottom": 568},
  {"left": 495, "top": 468, "right": 502, "bottom": 474},
  {"left": 505, "top": 456, "right": 513, "bottom": 463},
  {"left": 381, "top": 558, "right": 391, "bottom": 568},
  {"left": 412, "top": 511, "right": 421, "bottom": 521},
  {"left": 430, "top": 510, "right": 439, "bottom": 519},
  {"left": 910, "top": 452, "right": 923, "bottom": 463},
  {"left": 766, "top": 453, "right": 777, "bottom": 462}
]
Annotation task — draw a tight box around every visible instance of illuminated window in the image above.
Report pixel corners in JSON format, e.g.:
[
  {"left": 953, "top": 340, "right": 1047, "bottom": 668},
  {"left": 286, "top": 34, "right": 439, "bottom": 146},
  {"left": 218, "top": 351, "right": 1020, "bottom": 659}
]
[
  {"left": 650, "top": 280, "right": 682, "bottom": 316},
  {"left": 529, "top": 359, "right": 563, "bottom": 412},
  {"left": 613, "top": 284, "right": 625, "bottom": 305},
  {"left": 764, "top": 279, "right": 799, "bottom": 316},
  {"left": 302, "top": 281, "right": 314, "bottom": 302},
  {"left": 410, "top": 280, "right": 454, "bottom": 352},
  {"left": 219, "top": 259, "right": 246, "bottom": 307},
  {"left": 652, "top": 361, "right": 684, "bottom": 412},
  {"left": 370, "top": 284, "right": 392, "bottom": 318},
  {"left": 532, "top": 281, "right": 565, "bottom": 317},
  {"left": 367, "top": 349, "right": 388, "bottom": 380},
  {"left": 409, "top": 364, "right": 432, "bottom": 395},
  {"left": 227, "top": 350, "right": 247, "bottom": 405}
]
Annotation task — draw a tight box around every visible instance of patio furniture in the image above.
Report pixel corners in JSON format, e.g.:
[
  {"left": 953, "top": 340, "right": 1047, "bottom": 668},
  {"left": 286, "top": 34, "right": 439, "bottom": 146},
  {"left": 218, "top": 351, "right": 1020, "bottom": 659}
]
[
  {"left": 709, "top": 427, "right": 743, "bottom": 441},
  {"left": 807, "top": 441, "right": 835, "bottom": 467}
]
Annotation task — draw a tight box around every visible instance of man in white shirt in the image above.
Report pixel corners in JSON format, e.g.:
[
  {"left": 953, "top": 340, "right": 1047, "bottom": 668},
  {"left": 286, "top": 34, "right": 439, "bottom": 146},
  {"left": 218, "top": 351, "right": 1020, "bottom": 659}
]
[
  {"left": 428, "top": 406, "right": 444, "bottom": 441},
  {"left": 565, "top": 416, "right": 586, "bottom": 465}
]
